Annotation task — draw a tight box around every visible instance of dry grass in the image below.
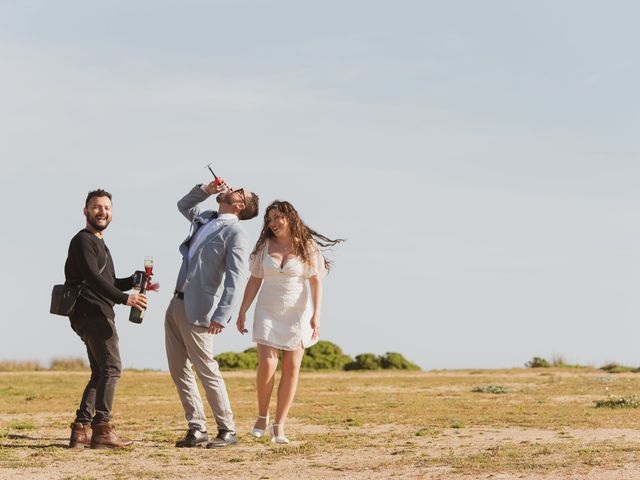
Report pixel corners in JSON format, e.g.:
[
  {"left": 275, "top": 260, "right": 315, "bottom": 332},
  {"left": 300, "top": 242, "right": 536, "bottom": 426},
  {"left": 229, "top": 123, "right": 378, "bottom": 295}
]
[
  {"left": 0, "top": 358, "right": 89, "bottom": 372},
  {"left": 48, "top": 358, "right": 87, "bottom": 371},
  {"left": 1, "top": 368, "right": 640, "bottom": 479},
  {"left": 0, "top": 361, "right": 43, "bottom": 372}
]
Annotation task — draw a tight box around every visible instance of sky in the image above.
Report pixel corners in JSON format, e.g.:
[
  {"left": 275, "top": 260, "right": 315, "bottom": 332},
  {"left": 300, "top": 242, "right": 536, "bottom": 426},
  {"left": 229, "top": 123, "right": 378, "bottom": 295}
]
[{"left": 1, "top": 1, "right": 640, "bottom": 370}]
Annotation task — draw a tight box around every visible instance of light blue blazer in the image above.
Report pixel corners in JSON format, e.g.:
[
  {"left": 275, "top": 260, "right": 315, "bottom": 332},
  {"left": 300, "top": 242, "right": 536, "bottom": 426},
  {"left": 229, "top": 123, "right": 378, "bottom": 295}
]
[{"left": 175, "top": 186, "right": 250, "bottom": 327}]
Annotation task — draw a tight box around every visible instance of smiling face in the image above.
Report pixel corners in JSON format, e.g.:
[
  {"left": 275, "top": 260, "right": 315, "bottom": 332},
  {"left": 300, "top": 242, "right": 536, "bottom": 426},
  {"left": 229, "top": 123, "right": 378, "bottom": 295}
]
[
  {"left": 267, "top": 208, "right": 290, "bottom": 239},
  {"left": 84, "top": 195, "right": 112, "bottom": 233}
]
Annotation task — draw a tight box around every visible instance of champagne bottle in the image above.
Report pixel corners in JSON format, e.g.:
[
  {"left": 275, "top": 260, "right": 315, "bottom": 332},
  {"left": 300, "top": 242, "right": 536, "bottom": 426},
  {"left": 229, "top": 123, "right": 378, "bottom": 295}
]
[{"left": 129, "top": 271, "right": 148, "bottom": 324}]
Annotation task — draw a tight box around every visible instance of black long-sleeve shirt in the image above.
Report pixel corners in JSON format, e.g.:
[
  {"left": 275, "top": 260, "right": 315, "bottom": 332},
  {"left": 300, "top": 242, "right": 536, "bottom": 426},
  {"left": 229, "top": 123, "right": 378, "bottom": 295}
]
[{"left": 64, "top": 229, "right": 133, "bottom": 319}]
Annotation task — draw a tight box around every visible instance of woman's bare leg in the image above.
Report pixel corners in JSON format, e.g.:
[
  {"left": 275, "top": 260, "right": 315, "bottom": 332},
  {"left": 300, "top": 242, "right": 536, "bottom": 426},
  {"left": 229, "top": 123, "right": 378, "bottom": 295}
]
[
  {"left": 254, "top": 344, "right": 279, "bottom": 431},
  {"left": 273, "top": 346, "right": 305, "bottom": 436}
]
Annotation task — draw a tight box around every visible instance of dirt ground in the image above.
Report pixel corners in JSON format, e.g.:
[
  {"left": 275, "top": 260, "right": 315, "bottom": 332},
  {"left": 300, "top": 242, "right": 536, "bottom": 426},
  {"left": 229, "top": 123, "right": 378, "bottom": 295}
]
[{"left": 2, "top": 369, "right": 640, "bottom": 479}]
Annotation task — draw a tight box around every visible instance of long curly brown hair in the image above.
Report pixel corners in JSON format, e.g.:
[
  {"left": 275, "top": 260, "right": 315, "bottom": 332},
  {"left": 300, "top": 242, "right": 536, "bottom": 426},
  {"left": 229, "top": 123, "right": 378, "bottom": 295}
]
[{"left": 251, "top": 200, "right": 345, "bottom": 271}]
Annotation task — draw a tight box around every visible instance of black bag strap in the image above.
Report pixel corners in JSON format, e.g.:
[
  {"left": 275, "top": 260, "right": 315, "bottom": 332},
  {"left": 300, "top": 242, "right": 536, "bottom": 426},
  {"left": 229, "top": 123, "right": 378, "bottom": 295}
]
[
  {"left": 97, "top": 259, "right": 107, "bottom": 275},
  {"left": 68, "top": 258, "right": 108, "bottom": 290}
]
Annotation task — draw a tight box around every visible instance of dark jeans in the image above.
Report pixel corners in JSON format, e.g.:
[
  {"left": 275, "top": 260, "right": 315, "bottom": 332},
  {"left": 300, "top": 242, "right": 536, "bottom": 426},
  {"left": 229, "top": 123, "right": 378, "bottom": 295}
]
[{"left": 70, "top": 315, "right": 121, "bottom": 425}]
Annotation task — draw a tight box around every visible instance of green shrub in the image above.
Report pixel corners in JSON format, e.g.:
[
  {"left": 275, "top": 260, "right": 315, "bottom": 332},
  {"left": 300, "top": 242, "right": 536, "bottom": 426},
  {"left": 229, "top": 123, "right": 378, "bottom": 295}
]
[
  {"left": 472, "top": 385, "right": 509, "bottom": 394},
  {"left": 594, "top": 394, "right": 640, "bottom": 409},
  {"left": 215, "top": 348, "right": 258, "bottom": 369},
  {"left": 525, "top": 357, "right": 551, "bottom": 368},
  {"left": 213, "top": 342, "right": 419, "bottom": 372},
  {"left": 380, "top": 352, "right": 421, "bottom": 371},
  {"left": 301, "top": 341, "right": 352, "bottom": 370},
  {"left": 600, "top": 363, "right": 639, "bottom": 374},
  {"left": 345, "top": 353, "right": 382, "bottom": 370}
]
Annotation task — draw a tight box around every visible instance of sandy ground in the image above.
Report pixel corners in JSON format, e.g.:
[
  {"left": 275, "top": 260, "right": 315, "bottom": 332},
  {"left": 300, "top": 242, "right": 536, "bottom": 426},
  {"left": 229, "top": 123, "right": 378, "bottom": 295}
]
[
  {"left": 3, "top": 369, "right": 640, "bottom": 479},
  {"left": 2, "top": 423, "right": 640, "bottom": 479}
]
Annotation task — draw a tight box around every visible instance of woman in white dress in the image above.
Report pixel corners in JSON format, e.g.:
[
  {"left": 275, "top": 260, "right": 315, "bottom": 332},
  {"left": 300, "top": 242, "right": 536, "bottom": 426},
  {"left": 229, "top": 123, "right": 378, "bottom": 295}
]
[{"left": 236, "top": 200, "right": 343, "bottom": 444}]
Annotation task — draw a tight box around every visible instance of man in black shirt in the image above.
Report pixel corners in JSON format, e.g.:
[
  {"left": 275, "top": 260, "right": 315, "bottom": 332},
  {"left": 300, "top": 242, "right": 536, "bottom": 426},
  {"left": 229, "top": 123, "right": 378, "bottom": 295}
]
[{"left": 64, "top": 189, "right": 147, "bottom": 449}]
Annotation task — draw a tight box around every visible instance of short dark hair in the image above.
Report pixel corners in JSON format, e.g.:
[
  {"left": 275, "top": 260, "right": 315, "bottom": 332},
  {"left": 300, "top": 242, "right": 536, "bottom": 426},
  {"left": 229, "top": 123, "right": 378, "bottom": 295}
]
[
  {"left": 85, "top": 189, "right": 112, "bottom": 208},
  {"left": 239, "top": 192, "right": 259, "bottom": 220}
]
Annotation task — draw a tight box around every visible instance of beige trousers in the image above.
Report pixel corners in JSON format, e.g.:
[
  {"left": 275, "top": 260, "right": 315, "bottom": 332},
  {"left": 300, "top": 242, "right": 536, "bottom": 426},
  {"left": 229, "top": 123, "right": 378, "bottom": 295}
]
[{"left": 164, "top": 297, "right": 235, "bottom": 433}]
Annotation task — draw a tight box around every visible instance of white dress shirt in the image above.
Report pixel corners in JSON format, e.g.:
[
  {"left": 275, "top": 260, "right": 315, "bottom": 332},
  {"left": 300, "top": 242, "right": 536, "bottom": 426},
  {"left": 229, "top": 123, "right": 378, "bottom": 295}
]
[{"left": 187, "top": 213, "right": 235, "bottom": 260}]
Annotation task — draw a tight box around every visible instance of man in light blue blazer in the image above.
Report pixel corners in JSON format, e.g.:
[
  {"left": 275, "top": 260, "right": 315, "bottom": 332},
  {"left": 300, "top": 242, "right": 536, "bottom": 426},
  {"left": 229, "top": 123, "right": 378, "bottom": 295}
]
[{"left": 166, "top": 180, "right": 259, "bottom": 449}]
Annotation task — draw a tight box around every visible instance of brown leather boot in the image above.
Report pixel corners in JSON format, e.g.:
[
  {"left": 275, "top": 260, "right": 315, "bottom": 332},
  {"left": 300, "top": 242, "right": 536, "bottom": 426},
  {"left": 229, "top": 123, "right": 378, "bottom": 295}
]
[
  {"left": 90, "top": 422, "right": 133, "bottom": 449},
  {"left": 69, "top": 422, "right": 92, "bottom": 449}
]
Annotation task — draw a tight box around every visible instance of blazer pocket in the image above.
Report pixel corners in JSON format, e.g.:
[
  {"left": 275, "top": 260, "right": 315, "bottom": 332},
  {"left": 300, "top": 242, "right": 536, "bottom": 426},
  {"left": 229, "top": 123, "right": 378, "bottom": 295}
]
[
  {"left": 205, "top": 239, "right": 225, "bottom": 249},
  {"left": 203, "top": 285, "right": 219, "bottom": 295},
  {"left": 203, "top": 240, "right": 225, "bottom": 258}
]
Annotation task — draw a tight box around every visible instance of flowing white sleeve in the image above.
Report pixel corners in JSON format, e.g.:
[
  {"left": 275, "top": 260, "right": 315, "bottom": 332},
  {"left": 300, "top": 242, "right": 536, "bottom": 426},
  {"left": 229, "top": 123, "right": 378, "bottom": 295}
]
[
  {"left": 305, "top": 245, "right": 326, "bottom": 279},
  {"left": 249, "top": 247, "right": 264, "bottom": 278}
]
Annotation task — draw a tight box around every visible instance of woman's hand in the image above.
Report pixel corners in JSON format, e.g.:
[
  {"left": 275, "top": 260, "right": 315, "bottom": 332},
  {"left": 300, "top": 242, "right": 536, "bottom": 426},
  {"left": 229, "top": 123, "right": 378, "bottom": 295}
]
[
  {"left": 237, "top": 311, "right": 248, "bottom": 334},
  {"left": 311, "top": 315, "right": 320, "bottom": 340}
]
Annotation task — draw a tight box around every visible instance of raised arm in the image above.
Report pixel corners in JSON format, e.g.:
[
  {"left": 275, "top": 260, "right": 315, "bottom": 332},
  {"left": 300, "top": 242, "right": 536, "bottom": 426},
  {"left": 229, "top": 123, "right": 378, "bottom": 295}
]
[{"left": 177, "top": 181, "right": 226, "bottom": 221}]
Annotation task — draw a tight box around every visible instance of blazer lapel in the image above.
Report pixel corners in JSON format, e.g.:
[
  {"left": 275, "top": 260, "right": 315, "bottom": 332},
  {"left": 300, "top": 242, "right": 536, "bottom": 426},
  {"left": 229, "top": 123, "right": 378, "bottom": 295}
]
[
  {"left": 180, "top": 211, "right": 220, "bottom": 257},
  {"left": 195, "top": 216, "right": 238, "bottom": 250}
]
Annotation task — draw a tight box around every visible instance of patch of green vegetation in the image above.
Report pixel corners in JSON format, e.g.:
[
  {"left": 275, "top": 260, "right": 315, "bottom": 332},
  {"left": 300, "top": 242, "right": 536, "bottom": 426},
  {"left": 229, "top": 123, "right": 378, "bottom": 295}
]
[
  {"left": 416, "top": 427, "right": 439, "bottom": 436},
  {"left": 594, "top": 394, "right": 640, "bottom": 409},
  {"left": 214, "top": 342, "right": 420, "bottom": 371},
  {"left": 526, "top": 357, "right": 551, "bottom": 368},
  {"left": 472, "top": 385, "right": 509, "bottom": 394},
  {"left": 145, "top": 430, "right": 177, "bottom": 443},
  {"left": 344, "top": 352, "right": 421, "bottom": 371},
  {"left": 302, "top": 341, "right": 353, "bottom": 370},
  {"left": 0, "top": 386, "right": 38, "bottom": 400},
  {"left": 8, "top": 420, "right": 36, "bottom": 431},
  {"left": 345, "top": 353, "right": 381, "bottom": 370},
  {"left": 525, "top": 355, "right": 589, "bottom": 369},
  {"left": 0, "top": 446, "right": 15, "bottom": 461},
  {"left": 600, "top": 363, "right": 640, "bottom": 374},
  {"left": 344, "top": 417, "right": 362, "bottom": 426},
  {"left": 103, "top": 446, "right": 134, "bottom": 455},
  {"left": 449, "top": 418, "right": 465, "bottom": 429},
  {"left": 254, "top": 443, "right": 319, "bottom": 460},
  {"left": 215, "top": 347, "right": 259, "bottom": 370}
]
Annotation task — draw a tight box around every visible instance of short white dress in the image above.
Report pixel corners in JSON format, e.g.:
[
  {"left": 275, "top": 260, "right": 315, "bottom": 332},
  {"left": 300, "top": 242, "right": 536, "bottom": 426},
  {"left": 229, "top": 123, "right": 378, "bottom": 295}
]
[{"left": 250, "top": 240, "right": 325, "bottom": 350}]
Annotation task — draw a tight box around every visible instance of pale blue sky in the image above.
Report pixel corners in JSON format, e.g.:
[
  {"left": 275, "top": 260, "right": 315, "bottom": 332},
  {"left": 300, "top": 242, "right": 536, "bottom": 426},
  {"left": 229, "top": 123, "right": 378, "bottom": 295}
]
[{"left": 1, "top": 1, "right": 639, "bottom": 370}]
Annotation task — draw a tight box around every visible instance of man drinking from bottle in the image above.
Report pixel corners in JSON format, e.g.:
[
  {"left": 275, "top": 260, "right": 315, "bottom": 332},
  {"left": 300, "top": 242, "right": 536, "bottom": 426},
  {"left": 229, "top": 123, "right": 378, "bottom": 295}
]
[{"left": 166, "top": 179, "right": 259, "bottom": 448}]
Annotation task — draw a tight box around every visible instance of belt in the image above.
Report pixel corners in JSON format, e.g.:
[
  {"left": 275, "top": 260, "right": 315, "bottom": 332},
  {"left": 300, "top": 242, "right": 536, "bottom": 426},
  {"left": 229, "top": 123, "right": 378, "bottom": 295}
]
[{"left": 174, "top": 290, "right": 184, "bottom": 299}]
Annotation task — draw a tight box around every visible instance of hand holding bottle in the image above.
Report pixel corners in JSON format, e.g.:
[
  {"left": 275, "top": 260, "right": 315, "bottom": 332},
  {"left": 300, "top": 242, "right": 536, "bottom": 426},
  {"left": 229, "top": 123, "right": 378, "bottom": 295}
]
[
  {"left": 204, "top": 178, "right": 229, "bottom": 195},
  {"left": 127, "top": 293, "right": 147, "bottom": 310},
  {"left": 129, "top": 257, "right": 156, "bottom": 324}
]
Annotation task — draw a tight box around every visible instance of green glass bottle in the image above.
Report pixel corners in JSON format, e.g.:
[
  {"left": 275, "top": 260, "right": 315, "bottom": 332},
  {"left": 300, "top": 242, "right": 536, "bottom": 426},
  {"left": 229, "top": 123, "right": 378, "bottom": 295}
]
[{"left": 129, "top": 271, "right": 148, "bottom": 324}]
